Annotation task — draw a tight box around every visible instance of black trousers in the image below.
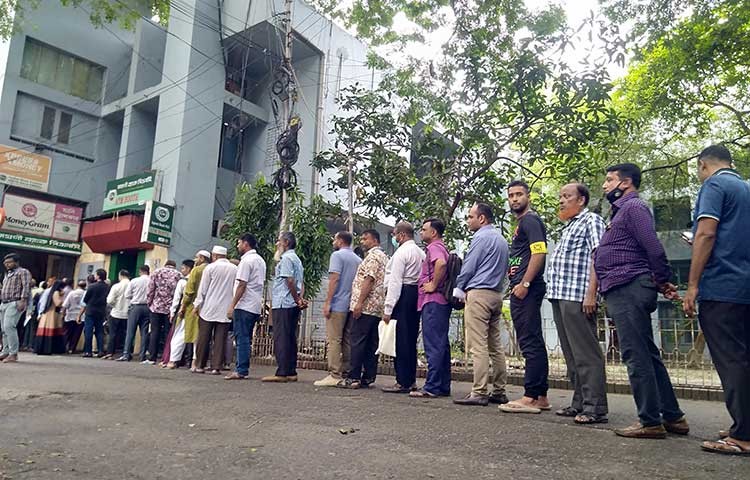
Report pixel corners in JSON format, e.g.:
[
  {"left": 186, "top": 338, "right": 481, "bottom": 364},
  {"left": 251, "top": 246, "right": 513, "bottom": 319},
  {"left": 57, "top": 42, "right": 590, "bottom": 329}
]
[
  {"left": 149, "top": 312, "right": 170, "bottom": 361},
  {"left": 699, "top": 301, "right": 750, "bottom": 441},
  {"left": 273, "top": 307, "right": 300, "bottom": 377},
  {"left": 349, "top": 313, "right": 381, "bottom": 384},
  {"left": 393, "top": 284, "right": 420, "bottom": 388},
  {"left": 106, "top": 315, "right": 127, "bottom": 355},
  {"left": 510, "top": 282, "right": 549, "bottom": 399}
]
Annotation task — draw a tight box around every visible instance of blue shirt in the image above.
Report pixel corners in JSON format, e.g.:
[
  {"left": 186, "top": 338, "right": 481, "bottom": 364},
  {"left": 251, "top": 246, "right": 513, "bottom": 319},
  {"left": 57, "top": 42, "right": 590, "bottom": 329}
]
[
  {"left": 456, "top": 225, "right": 509, "bottom": 291},
  {"left": 272, "top": 249, "right": 304, "bottom": 309},
  {"left": 328, "top": 247, "right": 362, "bottom": 312},
  {"left": 693, "top": 169, "right": 750, "bottom": 304}
]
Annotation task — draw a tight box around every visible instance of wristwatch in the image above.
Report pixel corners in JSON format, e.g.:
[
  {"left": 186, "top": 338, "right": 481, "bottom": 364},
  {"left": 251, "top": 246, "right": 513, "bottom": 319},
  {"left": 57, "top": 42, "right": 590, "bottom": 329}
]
[{"left": 522, "top": 281, "right": 531, "bottom": 288}]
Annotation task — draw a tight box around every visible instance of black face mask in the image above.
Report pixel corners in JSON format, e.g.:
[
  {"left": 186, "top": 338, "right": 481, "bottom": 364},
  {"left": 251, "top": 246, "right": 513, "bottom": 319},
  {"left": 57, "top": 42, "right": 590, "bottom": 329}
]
[{"left": 605, "top": 181, "right": 625, "bottom": 205}]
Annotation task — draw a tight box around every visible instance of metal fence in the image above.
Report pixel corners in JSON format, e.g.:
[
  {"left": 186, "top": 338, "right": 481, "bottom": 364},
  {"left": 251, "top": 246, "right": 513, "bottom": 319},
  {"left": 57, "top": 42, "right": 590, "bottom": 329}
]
[{"left": 251, "top": 298, "right": 723, "bottom": 396}]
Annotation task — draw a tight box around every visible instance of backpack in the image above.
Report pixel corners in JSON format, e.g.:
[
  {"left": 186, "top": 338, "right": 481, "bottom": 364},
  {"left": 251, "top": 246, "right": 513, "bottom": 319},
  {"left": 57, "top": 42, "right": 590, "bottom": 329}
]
[{"left": 426, "top": 246, "right": 464, "bottom": 311}]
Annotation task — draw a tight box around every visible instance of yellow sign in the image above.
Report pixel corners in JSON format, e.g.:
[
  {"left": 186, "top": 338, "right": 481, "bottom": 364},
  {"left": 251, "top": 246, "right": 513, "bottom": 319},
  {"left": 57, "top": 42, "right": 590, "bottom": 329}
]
[{"left": 0, "top": 145, "right": 52, "bottom": 192}]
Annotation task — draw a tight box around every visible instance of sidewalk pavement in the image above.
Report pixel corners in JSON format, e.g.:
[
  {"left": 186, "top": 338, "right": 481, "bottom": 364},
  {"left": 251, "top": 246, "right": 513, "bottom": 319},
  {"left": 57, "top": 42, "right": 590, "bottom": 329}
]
[{"left": 0, "top": 353, "right": 747, "bottom": 480}]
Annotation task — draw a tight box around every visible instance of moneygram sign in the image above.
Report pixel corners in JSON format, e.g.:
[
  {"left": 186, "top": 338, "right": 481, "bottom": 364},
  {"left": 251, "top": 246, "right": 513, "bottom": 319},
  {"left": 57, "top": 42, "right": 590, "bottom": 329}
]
[
  {"left": 103, "top": 171, "right": 159, "bottom": 213},
  {"left": 0, "top": 145, "right": 52, "bottom": 192},
  {"left": 0, "top": 193, "right": 83, "bottom": 255}
]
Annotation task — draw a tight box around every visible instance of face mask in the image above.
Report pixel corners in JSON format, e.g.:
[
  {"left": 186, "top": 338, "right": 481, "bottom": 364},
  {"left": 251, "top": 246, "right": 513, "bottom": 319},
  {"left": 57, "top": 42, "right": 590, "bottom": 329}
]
[
  {"left": 391, "top": 236, "right": 399, "bottom": 249},
  {"left": 605, "top": 181, "right": 625, "bottom": 204}
]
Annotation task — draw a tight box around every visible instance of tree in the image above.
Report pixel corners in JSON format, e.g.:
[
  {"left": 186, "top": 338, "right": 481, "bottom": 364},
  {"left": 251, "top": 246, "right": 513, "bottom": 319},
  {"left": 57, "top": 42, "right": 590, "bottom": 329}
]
[
  {"left": 314, "top": 0, "right": 623, "bottom": 241},
  {"left": 222, "top": 177, "right": 332, "bottom": 300},
  {"left": 0, "top": 0, "right": 170, "bottom": 39}
]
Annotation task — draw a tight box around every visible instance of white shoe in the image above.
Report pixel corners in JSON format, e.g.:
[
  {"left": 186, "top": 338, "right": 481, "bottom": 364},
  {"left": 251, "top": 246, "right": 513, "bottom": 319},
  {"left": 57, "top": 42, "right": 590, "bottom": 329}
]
[
  {"left": 141, "top": 360, "right": 156, "bottom": 365},
  {"left": 313, "top": 375, "right": 341, "bottom": 387}
]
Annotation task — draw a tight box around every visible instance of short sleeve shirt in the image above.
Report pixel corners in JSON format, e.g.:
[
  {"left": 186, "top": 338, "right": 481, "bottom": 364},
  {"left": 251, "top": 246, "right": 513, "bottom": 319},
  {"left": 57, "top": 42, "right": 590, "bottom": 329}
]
[
  {"left": 693, "top": 169, "right": 750, "bottom": 304},
  {"left": 508, "top": 211, "right": 547, "bottom": 286},
  {"left": 235, "top": 250, "right": 267, "bottom": 314},
  {"left": 272, "top": 249, "right": 304, "bottom": 309},
  {"left": 328, "top": 247, "right": 362, "bottom": 313},
  {"left": 350, "top": 247, "right": 388, "bottom": 317},
  {"left": 417, "top": 240, "right": 450, "bottom": 310}
]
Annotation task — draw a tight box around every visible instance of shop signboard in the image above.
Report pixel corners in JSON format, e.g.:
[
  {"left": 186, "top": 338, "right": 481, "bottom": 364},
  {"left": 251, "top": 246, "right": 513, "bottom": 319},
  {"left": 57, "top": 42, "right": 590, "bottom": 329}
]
[
  {"left": 0, "top": 193, "right": 83, "bottom": 254},
  {"left": 0, "top": 145, "right": 52, "bottom": 192},
  {"left": 140, "top": 200, "right": 174, "bottom": 247},
  {"left": 103, "top": 171, "right": 159, "bottom": 213}
]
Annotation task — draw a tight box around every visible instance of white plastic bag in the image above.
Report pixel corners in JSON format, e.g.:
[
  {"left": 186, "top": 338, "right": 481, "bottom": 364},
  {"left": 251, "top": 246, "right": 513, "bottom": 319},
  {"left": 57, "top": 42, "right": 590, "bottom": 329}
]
[{"left": 376, "top": 319, "right": 397, "bottom": 357}]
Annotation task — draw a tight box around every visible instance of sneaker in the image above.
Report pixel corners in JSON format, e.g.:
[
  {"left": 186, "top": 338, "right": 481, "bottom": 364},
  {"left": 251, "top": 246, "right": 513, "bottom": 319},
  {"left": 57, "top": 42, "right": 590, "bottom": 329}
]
[
  {"left": 613, "top": 422, "right": 667, "bottom": 439},
  {"left": 141, "top": 360, "right": 156, "bottom": 365},
  {"left": 453, "top": 393, "right": 489, "bottom": 406},
  {"left": 314, "top": 375, "right": 341, "bottom": 387},
  {"left": 115, "top": 355, "right": 131, "bottom": 362},
  {"left": 81, "top": 353, "right": 93, "bottom": 358},
  {"left": 663, "top": 417, "right": 690, "bottom": 435}
]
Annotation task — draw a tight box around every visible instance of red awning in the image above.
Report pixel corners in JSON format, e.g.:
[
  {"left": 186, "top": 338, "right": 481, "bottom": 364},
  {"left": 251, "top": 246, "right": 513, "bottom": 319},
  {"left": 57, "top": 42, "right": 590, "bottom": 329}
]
[{"left": 81, "top": 214, "right": 154, "bottom": 253}]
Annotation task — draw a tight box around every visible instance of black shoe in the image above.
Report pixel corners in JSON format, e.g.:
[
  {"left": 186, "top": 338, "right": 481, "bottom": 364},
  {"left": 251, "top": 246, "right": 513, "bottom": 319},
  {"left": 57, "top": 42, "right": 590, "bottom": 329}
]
[
  {"left": 453, "top": 393, "right": 489, "bottom": 406},
  {"left": 381, "top": 383, "right": 410, "bottom": 394},
  {"left": 488, "top": 393, "right": 510, "bottom": 405},
  {"left": 81, "top": 353, "right": 93, "bottom": 358},
  {"left": 336, "top": 378, "right": 361, "bottom": 390},
  {"left": 555, "top": 406, "right": 580, "bottom": 417}
]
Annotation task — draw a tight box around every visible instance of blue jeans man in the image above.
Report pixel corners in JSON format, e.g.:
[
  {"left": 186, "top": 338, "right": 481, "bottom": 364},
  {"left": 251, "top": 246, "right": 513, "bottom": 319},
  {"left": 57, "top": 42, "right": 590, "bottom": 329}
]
[
  {"left": 83, "top": 313, "right": 104, "bottom": 356},
  {"left": 233, "top": 309, "right": 259, "bottom": 377},
  {"left": 420, "top": 302, "right": 452, "bottom": 396}
]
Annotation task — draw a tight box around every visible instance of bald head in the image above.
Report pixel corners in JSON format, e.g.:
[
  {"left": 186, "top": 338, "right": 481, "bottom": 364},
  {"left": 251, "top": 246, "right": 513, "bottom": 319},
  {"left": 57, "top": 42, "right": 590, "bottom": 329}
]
[{"left": 559, "top": 183, "right": 590, "bottom": 220}]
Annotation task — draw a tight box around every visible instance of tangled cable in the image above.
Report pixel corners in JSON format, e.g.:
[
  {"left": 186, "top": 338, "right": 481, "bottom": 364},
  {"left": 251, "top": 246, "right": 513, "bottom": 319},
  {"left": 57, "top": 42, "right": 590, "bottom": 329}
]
[{"left": 273, "top": 116, "right": 302, "bottom": 190}]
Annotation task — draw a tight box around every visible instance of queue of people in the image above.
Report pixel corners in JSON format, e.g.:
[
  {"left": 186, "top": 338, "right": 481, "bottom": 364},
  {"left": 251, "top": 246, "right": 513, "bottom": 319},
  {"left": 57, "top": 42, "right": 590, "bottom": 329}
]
[{"left": 0, "top": 147, "right": 748, "bottom": 456}]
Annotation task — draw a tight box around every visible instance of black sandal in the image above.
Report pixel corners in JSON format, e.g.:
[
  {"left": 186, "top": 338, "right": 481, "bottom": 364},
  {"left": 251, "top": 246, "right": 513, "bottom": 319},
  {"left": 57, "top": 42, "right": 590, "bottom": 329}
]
[
  {"left": 555, "top": 406, "right": 579, "bottom": 417},
  {"left": 574, "top": 413, "right": 608, "bottom": 424}
]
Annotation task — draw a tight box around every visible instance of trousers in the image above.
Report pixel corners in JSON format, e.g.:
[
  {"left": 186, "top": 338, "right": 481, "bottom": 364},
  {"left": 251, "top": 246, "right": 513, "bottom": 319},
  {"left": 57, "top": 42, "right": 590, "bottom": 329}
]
[
  {"left": 510, "top": 282, "right": 548, "bottom": 399},
  {"left": 465, "top": 289, "right": 507, "bottom": 396},
  {"left": 393, "top": 285, "right": 419, "bottom": 388},
  {"left": 421, "top": 302, "right": 452, "bottom": 395},
  {"left": 272, "top": 307, "right": 300, "bottom": 377}
]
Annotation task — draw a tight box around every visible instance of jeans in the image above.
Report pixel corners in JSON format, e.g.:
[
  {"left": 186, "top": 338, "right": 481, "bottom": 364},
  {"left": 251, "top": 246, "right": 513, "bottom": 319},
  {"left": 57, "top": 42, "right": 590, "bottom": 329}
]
[
  {"left": 699, "top": 301, "right": 750, "bottom": 441},
  {"left": 233, "top": 309, "right": 259, "bottom": 376},
  {"left": 604, "top": 275, "right": 684, "bottom": 426},
  {"left": 421, "top": 302, "right": 452, "bottom": 395},
  {"left": 348, "top": 313, "right": 380, "bottom": 384},
  {"left": 123, "top": 304, "right": 150, "bottom": 360},
  {"left": 510, "top": 282, "right": 548, "bottom": 398},
  {"left": 0, "top": 301, "right": 23, "bottom": 356},
  {"left": 83, "top": 314, "right": 104, "bottom": 355}
]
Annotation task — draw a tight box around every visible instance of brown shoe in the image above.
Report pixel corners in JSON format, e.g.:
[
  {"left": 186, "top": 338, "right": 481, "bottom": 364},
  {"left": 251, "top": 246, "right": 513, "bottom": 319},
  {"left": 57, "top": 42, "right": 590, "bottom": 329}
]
[
  {"left": 261, "top": 375, "right": 289, "bottom": 383},
  {"left": 2, "top": 354, "right": 18, "bottom": 363},
  {"left": 663, "top": 417, "right": 690, "bottom": 435},
  {"left": 614, "top": 422, "right": 667, "bottom": 439}
]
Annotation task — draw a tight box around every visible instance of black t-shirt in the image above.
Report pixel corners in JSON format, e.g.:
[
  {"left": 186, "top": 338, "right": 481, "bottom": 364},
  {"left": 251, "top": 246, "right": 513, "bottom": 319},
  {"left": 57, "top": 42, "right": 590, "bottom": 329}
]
[
  {"left": 508, "top": 211, "right": 548, "bottom": 286},
  {"left": 82, "top": 281, "right": 110, "bottom": 318}
]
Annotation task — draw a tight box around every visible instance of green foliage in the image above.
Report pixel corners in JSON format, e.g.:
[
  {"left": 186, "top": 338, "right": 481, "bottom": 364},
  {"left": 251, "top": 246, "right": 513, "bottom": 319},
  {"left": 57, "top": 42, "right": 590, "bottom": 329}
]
[{"left": 222, "top": 177, "right": 332, "bottom": 300}]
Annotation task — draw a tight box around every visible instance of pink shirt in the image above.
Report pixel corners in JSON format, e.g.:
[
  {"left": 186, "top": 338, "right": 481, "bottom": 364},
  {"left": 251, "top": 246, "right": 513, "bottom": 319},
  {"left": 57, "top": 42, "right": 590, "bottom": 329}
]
[{"left": 417, "top": 240, "right": 449, "bottom": 311}]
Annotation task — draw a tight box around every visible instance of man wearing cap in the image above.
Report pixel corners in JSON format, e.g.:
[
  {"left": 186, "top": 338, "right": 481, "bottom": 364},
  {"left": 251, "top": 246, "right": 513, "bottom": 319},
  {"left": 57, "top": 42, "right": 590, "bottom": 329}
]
[
  {"left": 193, "top": 246, "right": 237, "bottom": 375},
  {"left": 179, "top": 250, "right": 211, "bottom": 370}
]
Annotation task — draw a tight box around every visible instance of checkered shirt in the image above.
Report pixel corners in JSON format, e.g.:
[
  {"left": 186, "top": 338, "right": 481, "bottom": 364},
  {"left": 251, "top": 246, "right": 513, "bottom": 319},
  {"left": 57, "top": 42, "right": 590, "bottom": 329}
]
[{"left": 547, "top": 209, "right": 605, "bottom": 302}]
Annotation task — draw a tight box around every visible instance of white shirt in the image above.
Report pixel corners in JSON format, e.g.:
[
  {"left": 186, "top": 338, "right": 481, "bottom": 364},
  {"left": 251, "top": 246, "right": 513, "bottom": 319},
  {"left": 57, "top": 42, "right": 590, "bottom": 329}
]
[
  {"left": 194, "top": 258, "right": 238, "bottom": 323},
  {"left": 126, "top": 274, "right": 150, "bottom": 305},
  {"left": 235, "top": 249, "right": 267, "bottom": 315},
  {"left": 62, "top": 288, "right": 85, "bottom": 323},
  {"left": 384, "top": 239, "right": 425, "bottom": 315},
  {"left": 171, "top": 277, "right": 187, "bottom": 318},
  {"left": 107, "top": 278, "right": 131, "bottom": 319}
]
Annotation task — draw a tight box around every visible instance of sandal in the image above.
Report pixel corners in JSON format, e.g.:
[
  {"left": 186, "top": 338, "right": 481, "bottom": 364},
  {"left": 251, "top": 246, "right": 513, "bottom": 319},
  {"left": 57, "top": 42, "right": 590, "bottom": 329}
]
[
  {"left": 574, "top": 413, "right": 609, "bottom": 425},
  {"left": 409, "top": 389, "right": 438, "bottom": 398},
  {"left": 208, "top": 369, "right": 221, "bottom": 375},
  {"left": 224, "top": 372, "right": 247, "bottom": 380},
  {"left": 499, "top": 401, "right": 542, "bottom": 414},
  {"left": 555, "top": 406, "right": 579, "bottom": 417},
  {"left": 190, "top": 367, "right": 205, "bottom": 374},
  {"left": 701, "top": 439, "right": 750, "bottom": 456}
]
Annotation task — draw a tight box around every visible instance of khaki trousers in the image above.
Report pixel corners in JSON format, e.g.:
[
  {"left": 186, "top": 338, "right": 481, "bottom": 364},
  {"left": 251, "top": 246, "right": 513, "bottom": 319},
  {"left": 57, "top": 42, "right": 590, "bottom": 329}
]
[
  {"left": 465, "top": 289, "right": 507, "bottom": 396},
  {"left": 326, "top": 311, "right": 352, "bottom": 378}
]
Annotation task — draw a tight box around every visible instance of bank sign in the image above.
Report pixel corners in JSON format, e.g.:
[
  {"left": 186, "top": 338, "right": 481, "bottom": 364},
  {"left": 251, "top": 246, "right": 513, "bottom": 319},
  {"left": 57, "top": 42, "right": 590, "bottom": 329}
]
[
  {"left": 103, "top": 171, "right": 158, "bottom": 213},
  {"left": 141, "top": 201, "right": 174, "bottom": 247},
  {"left": 0, "top": 193, "right": 83, "bottom": 254},
  {"left": 0, "top": 145, "right": 52, "bottom": 192}
]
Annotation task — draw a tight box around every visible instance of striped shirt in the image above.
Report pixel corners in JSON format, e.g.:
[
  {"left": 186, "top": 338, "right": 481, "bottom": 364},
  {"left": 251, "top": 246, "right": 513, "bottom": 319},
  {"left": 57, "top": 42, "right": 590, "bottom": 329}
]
[
  {"left": 547, "top": 209, "right": 605, "bottom": 302},
  {"left": 594, "top": 192, "right": 671, "bottom": 294},
  {"left": 1, "top": 267, "right": 31, "bottom": 303}
]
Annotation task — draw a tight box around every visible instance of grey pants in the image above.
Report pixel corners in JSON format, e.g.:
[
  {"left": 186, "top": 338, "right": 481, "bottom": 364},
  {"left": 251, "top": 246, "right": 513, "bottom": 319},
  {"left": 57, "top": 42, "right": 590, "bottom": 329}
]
[{"left": 551, "top": 299, "right": 608, "bottom": 415}]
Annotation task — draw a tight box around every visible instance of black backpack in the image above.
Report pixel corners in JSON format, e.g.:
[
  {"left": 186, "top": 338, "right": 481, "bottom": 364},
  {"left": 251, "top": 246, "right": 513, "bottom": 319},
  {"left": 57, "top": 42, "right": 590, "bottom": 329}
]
[{"left": 427, "top": 246, "right": 464, "bottom": 311}]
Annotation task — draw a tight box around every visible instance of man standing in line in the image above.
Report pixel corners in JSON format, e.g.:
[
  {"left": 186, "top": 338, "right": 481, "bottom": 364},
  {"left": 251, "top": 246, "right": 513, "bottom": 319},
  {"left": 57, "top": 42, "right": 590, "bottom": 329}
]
[
  {"left": 682, "top": 146, "right": 750, "bottom": 455},
  {"left": 104, "top": 270, "right": 130, "bottom": 359},
  {"left": 452, "top": 204, "right": 509, "bottom": 406},
  {"left": 595, "top": 163, "right": 686, "bottom": 439},
  {"left": 117, "top": 265, "right": 151, "bottom": 362},
  {"left": 145, "top": 260, "right": 182, "bottom": 365},
  {"left": 381, "top": 222, "right": 425, "bottom": 394},
  {"left": 78, "top": 269, "right": 110, "bottom": 358},
  {"left": 315, "top": 231, "right": 362, "bottom": 387},
  {"left": 411, "top": 218, "right": 452, "bottom": 398},
  {"left": 180, "top": 251, "right": 211, "bottom": 371},
  {"left": 225, "top": 233, "right": 266, "bottom": 380},
  {"left": 547, "top": 184, "right": 609, "bottom": 424},
  {"left": 0, "top": 253, "right": 32, "bottom": 363},
  {"left": 500, "top": 180, "right": 551, "bottom": 414},
  {"left": 162, "top": 259, "right": 194, "bottom": 368},
  {"left": 262, "top": 232, "right": 306, "bottom": 383},
  {"left": 193, "top": 246, "right": 237, "bottom": 375},
  {"left": 338, "top": 229, "right": 389, "bottom": 389},
  {"left": 61, "top": 280, "right": 86, "bottom": 353}
]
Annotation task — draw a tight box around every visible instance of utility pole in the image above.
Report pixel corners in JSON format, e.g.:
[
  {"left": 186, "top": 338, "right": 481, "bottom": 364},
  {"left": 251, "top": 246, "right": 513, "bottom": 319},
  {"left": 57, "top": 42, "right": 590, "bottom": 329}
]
[
  {"left": 347, "top": 159, "right": 354, "bottom": 234},
  {"left": 279, "top": 0, "right": 294, "bottom": 232}
]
